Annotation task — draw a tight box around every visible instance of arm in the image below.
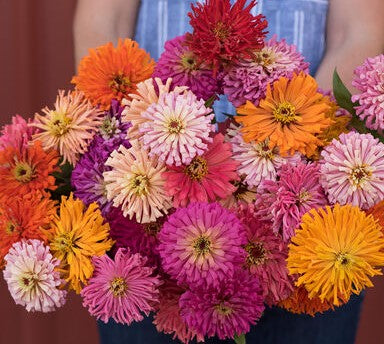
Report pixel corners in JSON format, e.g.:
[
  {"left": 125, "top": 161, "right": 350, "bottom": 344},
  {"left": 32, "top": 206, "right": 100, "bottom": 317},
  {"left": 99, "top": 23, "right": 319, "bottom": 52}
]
[
  {"left": 315, "top": 0, "right": 384, "bottom": 92},
  {"left": 73, "top": 0, "right": 140, "bottom": 67}
]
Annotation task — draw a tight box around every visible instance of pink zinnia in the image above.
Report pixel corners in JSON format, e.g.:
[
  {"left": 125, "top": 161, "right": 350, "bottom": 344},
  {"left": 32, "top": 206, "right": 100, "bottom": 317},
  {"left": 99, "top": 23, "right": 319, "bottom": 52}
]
[
  {"left": 352, "top": 55, "right": 384, "bottom": 130},
  {"left": 3, "top": 239, "right": 67, "bottom": 312},
  {"left": 0, "top": 115, "right": 38, "bottom": 151},
  {"left": 140, "top": 90, "right": 215, "bottom": 166},
  {"left": 163, "top": 133, "right": 239, "bottom": 207},
  {"left": 223, "top": 35, "right": 309, "bottom": 107},
  {"left": 179, "top": 269, "right": 264, "bottom": 340},
  {"left": 81, "top": 248, "right": 161, "bottom": 325},
  {"left": 153, "top": 34, "right": 220, "bottom": 101},
  {"left": 320, "top": 132, "right": 384, "bottom": 209},
  {"left": 256, "top": 162, "right": 328, "bottom": 241},
  {"left": 158, "top": 202, "right": 246, "bottom": 288},
  {"left": 237, "top": 204, "right": 293, "bottom": 305}
]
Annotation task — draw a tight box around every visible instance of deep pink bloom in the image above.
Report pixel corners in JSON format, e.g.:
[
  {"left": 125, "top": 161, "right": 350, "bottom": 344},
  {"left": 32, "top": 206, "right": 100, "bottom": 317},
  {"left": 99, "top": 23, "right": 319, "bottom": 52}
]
[
  {"left": 163, "top": 133, "right": 239, "bottom": 207},
  {"left": 81, "top": 248, "right": 161, "bottom": 325},
  {"left": 153, "top": 34, "right": 220, "bottom": 101},
  {"left": 352, "top": 55, "right": 384, "bottom": 130},
  {"left": 158, "top": 202, "right": 247, "bottom": 288},
  {"left": 237, "top": 204, "right": 293, "bottom": 305},
  {"left": 320, "top": 132, "right": 384, "bottom": 209},
  {"left": 179, "top": 269, "right": 265, "bottom": 340}
]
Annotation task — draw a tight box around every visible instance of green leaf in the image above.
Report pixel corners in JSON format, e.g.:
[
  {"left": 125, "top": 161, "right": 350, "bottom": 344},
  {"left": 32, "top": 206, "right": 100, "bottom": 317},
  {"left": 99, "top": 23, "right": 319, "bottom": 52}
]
[
  {"left": 332, "top": 69, "right": 356, "bottom": 115},
  {"left": 205, "top": 95, "right": 217, "bottom": 108},
  {"left": 234, "top": 334, "right": 246, "bottom": 344},
  {"left": 50, "top": 161, "right": 73, "bottom": 200}
]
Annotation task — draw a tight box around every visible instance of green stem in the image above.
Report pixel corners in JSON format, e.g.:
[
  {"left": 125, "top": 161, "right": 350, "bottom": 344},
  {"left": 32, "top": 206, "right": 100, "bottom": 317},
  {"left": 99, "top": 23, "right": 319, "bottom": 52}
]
[{"left": 234, "top": 334, "right": 246, "bottom": 344}]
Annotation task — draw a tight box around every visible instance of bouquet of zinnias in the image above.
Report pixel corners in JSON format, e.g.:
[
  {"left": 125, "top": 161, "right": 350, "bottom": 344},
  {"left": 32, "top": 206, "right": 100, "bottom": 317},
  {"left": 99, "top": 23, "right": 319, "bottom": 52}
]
[{"left": 1, "top": 0, "right": 384, "bottom": 343}]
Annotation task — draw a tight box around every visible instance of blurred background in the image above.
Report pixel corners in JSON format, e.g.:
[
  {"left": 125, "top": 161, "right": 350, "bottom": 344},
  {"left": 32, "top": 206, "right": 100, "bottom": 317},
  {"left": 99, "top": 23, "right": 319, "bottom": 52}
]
[{"left": 0, "top": 1, "right": 383, "bottom": 343}]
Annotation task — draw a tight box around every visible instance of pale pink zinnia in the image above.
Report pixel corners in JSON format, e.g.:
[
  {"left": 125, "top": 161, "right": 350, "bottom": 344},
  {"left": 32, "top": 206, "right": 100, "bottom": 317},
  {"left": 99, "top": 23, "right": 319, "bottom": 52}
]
[
  {"left": 158, "top": 202, "right": 246, "bottom": 288},
  {"left": 320, "top": 132, "right": 384, "bottom": 209},
  {"left": 179, "top": 269, "right": 265, "bottom": 340},
  {"left": 237, "top": 204, "right": 293, "bottom": 305},
  {"left": 163, "top": 133, "right": 239, "bottom": 207},
  {"left": 223, "top": 35, "right": 309, "bottom": 107},
  {"left": 139, "top": 90, "right": 215, "bottom": 166},
  {"left": 81, "top": 248, "right": 161, "bottom": 325},
  {"left": 103, "top": 140, "right": 172, "bottom": 223},
  {"left": 3, "top": 239, "right": 67, "bottom": 312},
  {"left": 121, "top": 78, "right": 187, "bottom": 139},
  {"left": 0, "top": 115, "right": 38, "bottom": 151},
  {"left": 32, "top": 90, "right": 103, "bottom": 165},
  {"left": 352, "top": 55, "right": 384, "bottom": 130}
]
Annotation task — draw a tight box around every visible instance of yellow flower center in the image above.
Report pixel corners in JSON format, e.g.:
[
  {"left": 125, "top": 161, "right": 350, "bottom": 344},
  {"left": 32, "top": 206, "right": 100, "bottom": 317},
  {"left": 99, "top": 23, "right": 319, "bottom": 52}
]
[
  {"left": 109, "top": 277, "right": 128, "bottom": 297},
  {"left": 185, "top": 156, "right": 208, "bottom": 181},
  {"left": 335, "top": 252, "right": 351, "bottom": 267},
  {"left": 181, "top": 52, "right": 198, "bottom": 71},
  {"left": 130, "top": 174, "right": 149, "bottom": 196},
  {"left": 167, "top": 118, "right": 185, "bottom": 134},
  {"left": 273, "top": 102, "right": 297, "bottom": 124},
  {"left": 254, "top": 49, "right": 276, "bottom": 68},
  {"left": 109, "top": 73, "right": 131, "bottom": 95},
  {"left": 100, "top": 116, "right": 118, "bottom": 138},
  {"left": 255, "top": 141, "right": 275, "bottom": 160},
  {"left": 54, "top": 233, "right": 75, "bottom": 253},
  {"left": 143, "top": 222, "right": 161, "bottom": 236},
  {"left": 212, "top": 21, "right": 230, "bottom": 40},
  {"left": 193, "top": 235, "right": 212, "bottom": 257},
  {"left": 296, "top": 190, "right": 311, "bottom": 205},
  {"left": 5, "top": 221, "right": 18, "bottom": 235},
  {"left": 215, "top": 302, "right": 233, "bottom": 316},
  {"left": 49, "top": 111, "right": 72, "bottom": 137},
  {"left": 19, "top": 273, "right": 39, "bottom": 291},
  {"left": 350, "top": 165, "right": 372, "bottom": 187},
  {"left": 13, "top": 162, "right": 35, "bottom": 183},
  {"left": 245, "top": 242, "right": 267, "bottom": 266}
]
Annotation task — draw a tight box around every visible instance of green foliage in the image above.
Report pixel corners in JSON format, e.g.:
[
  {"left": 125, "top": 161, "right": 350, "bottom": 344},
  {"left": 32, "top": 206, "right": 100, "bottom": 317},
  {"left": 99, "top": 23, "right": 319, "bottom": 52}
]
[
  {"left": 50, "top": 161, "right": 73, "bottom": 201},
  {"left": 234, "top": 334, "right": 246, "bottom": 344}
]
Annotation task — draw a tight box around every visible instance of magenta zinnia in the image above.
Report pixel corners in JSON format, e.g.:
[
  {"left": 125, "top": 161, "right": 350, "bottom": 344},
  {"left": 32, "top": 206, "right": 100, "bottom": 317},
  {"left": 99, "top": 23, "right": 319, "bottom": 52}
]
[
  {"left": 158, "top": 202, "right": 246, "bottom": 288},
  {"left": 81, "top": 248, "right": 161, "bottom": 324}
]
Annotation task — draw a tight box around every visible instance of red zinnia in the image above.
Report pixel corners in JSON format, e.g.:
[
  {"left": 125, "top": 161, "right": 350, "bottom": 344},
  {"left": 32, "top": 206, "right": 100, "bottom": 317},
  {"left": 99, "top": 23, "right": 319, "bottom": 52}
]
[{"left": 188, "top": 0, "right": 267, "bottom": 73}]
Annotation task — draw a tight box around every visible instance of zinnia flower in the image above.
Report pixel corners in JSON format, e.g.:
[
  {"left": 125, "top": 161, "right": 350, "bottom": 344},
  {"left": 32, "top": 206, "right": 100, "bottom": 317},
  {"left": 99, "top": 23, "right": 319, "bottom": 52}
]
[
  {"left": 139, "top": 90, "right": 215, "bottom": 166},
  {"left": 0, "top": 193, "right": 58, "bottom": 266},
  {"left": 236, "top": 73, "right": 332, "bottom": 157},
  {"left": 219, "top": 177, "right": 257, "bottom": 209},
  {"left": 320, "top": 132, "right": 384, "bottom": 210},
  {"left": 104, "top": 140, "right": 172, "bottom": 223},
  {"left": 32, "top": 90, "right": 103, "bottom": 165},
  {"left": 163, "top": 133, "right": 239, "bottom": 207},
  {"left": 352, "top": 55, "right": 384, "bottom": 130},
  {"left": 188, "top": 0, "right": 267, "bottom": 72},
  {"left": 237, "top": 204, "right": 293, "bottom": 305},
  {"left": 3, "top": 239, "right": 67, "bottom": 312},
  {"left": 0, "top": 115, "right": 38, "bottom": 151},
  {"left": 223, "top": 35, "right": 309, "bottom": 107},
  {"left": 367, "top": 200, "right": 384, "bottom": 229},
  {"left": 153, "top": 34, "right": 220, "bottom": 101},
  {"left": 158, "top": 202, "right": 246, "bottom": 288},
  {"left": 122, "top": 78, "right": 187, "bottom": 140},
  {"left": 0, "top": 141, "right": 58, "bottom": 201},
  {"left": 179, "top": 269, "right": 264, "bottom": 340},
  {"left": 287, "top": 204, "right": 384, "bottom": 305},
  {"left": 81, "top": 248, "right": 161, "bottom": 325},
  {"left": 47, "top": 194, "right": 113, "bottom": 293},
  {"left": 72, "top": 39, "right": 155, "bottom": 110}
]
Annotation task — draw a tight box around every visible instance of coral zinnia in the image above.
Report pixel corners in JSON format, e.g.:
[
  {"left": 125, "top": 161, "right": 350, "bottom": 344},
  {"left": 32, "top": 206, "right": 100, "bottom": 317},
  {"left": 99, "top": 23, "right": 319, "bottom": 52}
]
[
  {"left": 287, "top": 204, "right": 384, "bottom": 305},
  {"left": 103, "top": 140, "right": 172, "bottom": 223},
  {"left": 47, "top": 194, "right": 113, "bottom": 293},
  {"left": 367, "top": 200, "right": 384, "bottom": 229},
  {"left": 320, "top": 132, "right": 384, "bottom": 210},
  {"left": 81, "top": 248, "right": 161, "bottom": 325},
  {"left": 158, "top": 202, "right": 246, "bottom": 288},
  {"left": 32, "top": 90, "right": 103, "bottom": 165},
  {"left": 236, "top": 73, "right": 332, "bottom": 157},
  {"left": 352, "top": 55, "right": 384, "bottom": 130},
  {"left": 140, "top": 90, "right": 214, "bottom": 166},
  {"left": 188, "top": 0, "right": 267, "bottom": 72},
  {"left": 163, "top": 133, "right": 239, "bottom": 207},
  {"left": 72, "top": 39, "right": 155, "bottom": 110},
  {"left": 0, "top": 193, "right": 58, "bottom": 266},
  {"left": 0, "top": 141, "right": 58, "bottom": 201},
  {"left": 3, "top": 239, "right": 67, "bottom": 312},
  {"left": 153, "top": 34, "right": 220, "bottom": 101},
  {"left": 179, "top": 269, "right": 264, "bottom": 340}
]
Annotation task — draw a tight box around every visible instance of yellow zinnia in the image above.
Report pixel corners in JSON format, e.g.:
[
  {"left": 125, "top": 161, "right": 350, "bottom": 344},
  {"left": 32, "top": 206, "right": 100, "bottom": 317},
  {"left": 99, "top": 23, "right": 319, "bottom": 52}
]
[
  {"left": 287, "top": 204, "right": 384, "bottom": 306},
  {"left": 48, "top": 193, "right": 113, "bottom": 293},
  {"left": 236, "top": 72, "right": 333, "bottom": 157}
]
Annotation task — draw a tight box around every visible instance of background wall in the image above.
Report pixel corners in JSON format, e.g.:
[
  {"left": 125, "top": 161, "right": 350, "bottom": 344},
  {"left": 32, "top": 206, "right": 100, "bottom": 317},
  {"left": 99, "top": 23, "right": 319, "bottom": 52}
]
[{"left": 0, "top": 1, "right": 383, "bottom": 343}]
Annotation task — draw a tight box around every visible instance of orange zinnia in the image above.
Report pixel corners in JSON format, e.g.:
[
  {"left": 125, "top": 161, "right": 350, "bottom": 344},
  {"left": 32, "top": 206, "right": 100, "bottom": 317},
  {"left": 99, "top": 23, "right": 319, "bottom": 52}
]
[
  {"left": 0, "top": 193, "right": 58, "bottom": 266},
  {"left": 72, "top": 39, "right": 155, "bottom": 110},
  {"left": 367, "top": 200, "right": 384, "bottom": 229},
  {"left": 236, "top": 73, "right": 333, "bottom": 157},
  {"left": 0, "top": 141, "right": 58, "bottom": 200}
]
